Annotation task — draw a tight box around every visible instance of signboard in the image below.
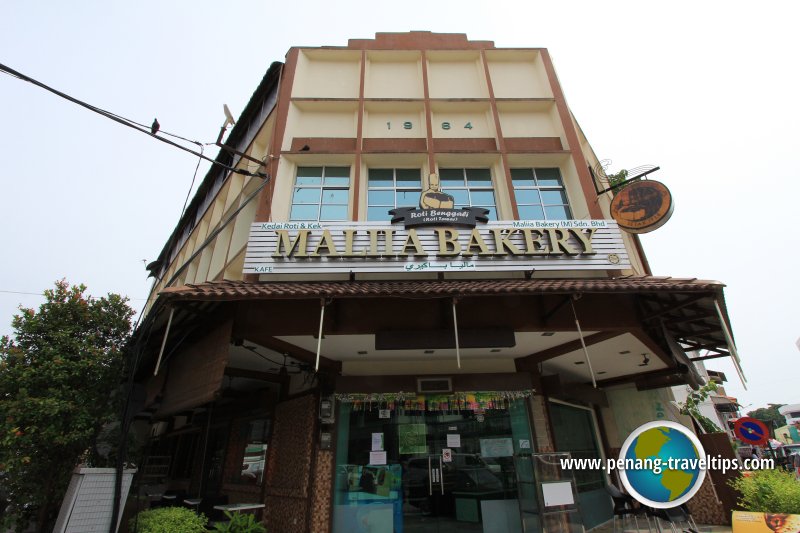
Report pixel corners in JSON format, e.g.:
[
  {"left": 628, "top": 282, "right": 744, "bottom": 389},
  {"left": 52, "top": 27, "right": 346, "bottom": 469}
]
[
  {"left": 244, "top": 220, "right": 630, "bottom": 274},
  {"left": 480, "top": 437, "right": 514, "bottom": 458},
  {"left": 610, "top": 180, "right": 674, "bottom": 234},
  {"left": 734, "top": 417, "right": 769, "bottom": 446},
  {"left": 732, "top": 511, "right": 800, "bottom": 532}
]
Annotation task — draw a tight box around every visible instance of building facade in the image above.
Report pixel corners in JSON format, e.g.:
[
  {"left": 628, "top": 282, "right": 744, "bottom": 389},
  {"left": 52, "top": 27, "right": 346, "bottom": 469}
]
[{"left": 131, "top": 32, "right": 744, "bottom": 532}]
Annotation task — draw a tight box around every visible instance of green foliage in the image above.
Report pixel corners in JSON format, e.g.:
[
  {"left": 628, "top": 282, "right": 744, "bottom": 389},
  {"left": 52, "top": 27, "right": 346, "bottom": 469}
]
[
  {"left": 129, "top": 507, "right": 208, "bottom": 533},
  {"left": 676, "top": 382, "right": 724, "bottom": 434},
  {"left": 731, "top": 469, "right": 800, "bottom": 514},
  {"left": 748, "top": 404, "right": 786, "bottom": 428},
  {"left": 0, "top": 280, "right": 134, "bottom": 532},
  {"left": 211, "top": 511, "right": 266, "bottom": 533},
  {"left": 606, "top": 169, "right": 629, "bottom": 188}
]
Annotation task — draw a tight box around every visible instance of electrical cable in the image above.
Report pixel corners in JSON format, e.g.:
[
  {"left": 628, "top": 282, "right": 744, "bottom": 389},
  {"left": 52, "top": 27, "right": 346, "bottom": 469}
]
[
  {"left": 180, "top": 144, "right": 204, "bottom": 218},
  {"left": 0, "top": 62, "right": 266, "bottom": 178}
]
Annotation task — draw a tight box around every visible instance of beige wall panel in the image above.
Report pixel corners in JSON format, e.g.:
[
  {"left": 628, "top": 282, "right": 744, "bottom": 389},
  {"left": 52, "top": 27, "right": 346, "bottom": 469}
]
[
  {"left": 229, "top": 181, "right": 261, "bottom": 257},
  {"left": 363, "top": 102, "right": 426, "bottom": 138},
  {"left": 194, "top": 219, "right": 209, "bottom": 249},
  {"left": 365, "top": 55, "right": 423, "bottom": 99},
  {"left": 427, "top": 53, "right": 488, "bottom": 99},
  {"left": 223, "top": 251, "right": 245, "bottom": 281},
  {"left": 282, "top": 102, "right": 358, "bottom": 151},
  {"left": 430, "top": 101, "right": 493, "bottom": 138},
  {"left": 223, "top": 173, "right": 245, "bottom": 214},
  {"left": 194, "top": 244, "right": 214, "bottom": 283},
  {"left": 497, "top": 106, "right": 559, "bottom": 138},
  {"left": 184, "top": 257, "right": 199, "bottom": 285},
  {"left": 292, "top": 50, "right": 360, "bottom": 98},
  {"left": 486, "top": 51, "right": 552, "bottom": 99},
  {"left": 342, "top": 358, "right": 516, "bottom": 375},
  {"left": 269, "top": 161, "right": 297, "bottom": 221},
  {"left": 208, "top": 224, "right": 234, "bottom": 281},
  {"left": 559, "top": 160, "right": 591, "bottom": 220}
]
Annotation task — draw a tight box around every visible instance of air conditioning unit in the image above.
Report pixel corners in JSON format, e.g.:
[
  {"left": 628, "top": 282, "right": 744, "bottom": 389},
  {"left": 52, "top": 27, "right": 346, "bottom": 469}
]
[
  {"left": 417, "top": 377, "right": 452, "bottom": 393},
  {"left": 150, "top": 421, "right": 168, "bottom": 437}
]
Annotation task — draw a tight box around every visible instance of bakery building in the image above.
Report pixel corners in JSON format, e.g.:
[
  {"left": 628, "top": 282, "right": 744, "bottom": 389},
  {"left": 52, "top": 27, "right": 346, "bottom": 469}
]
[{"left": 130, "top": 32, "right": 744, "bottom": 532}]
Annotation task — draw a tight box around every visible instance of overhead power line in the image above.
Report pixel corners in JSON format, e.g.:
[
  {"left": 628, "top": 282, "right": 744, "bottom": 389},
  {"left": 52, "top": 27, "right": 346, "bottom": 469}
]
[{"left": 0, "top": 61, "right": 267, "bottom": 178}]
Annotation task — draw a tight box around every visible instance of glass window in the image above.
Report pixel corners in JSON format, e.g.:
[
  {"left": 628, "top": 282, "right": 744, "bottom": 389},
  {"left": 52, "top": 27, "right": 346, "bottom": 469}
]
[
  {"left": 366, "top": 168, "right": 422, "bottom": 220},
  {"left": 511, "top": 168, "right": 572, "bottom": 220},
  {"left": 235, "top": 418, "right": 271, "bottom": 486},
  {"left": 439, "top": 168, "right": 497, "bottom": 220},
  {"left": 290, "top": 166, "right": 350, "bottom": 221}
]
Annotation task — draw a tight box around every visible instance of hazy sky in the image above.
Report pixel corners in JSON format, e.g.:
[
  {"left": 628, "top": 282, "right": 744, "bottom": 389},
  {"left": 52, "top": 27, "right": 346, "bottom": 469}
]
[{"left": 2, "top": 1, "right": 798, "bottom": 412}]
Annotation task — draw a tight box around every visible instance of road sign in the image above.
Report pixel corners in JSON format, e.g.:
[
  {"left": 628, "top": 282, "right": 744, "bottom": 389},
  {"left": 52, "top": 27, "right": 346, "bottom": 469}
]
[{"left": 734, "top": 417, "right": 769, "bottom": 446}]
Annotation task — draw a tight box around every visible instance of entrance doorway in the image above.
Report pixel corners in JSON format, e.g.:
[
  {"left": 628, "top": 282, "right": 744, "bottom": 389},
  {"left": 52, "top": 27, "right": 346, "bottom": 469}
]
[{"left": 333, "top": 396, "right": 532, "bottom": 533}]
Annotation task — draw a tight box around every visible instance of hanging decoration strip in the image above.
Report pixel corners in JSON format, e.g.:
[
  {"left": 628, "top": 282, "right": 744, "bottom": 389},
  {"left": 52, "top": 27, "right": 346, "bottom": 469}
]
[{"left": 334, "top": 390, "right": 535, "bottom": 413}]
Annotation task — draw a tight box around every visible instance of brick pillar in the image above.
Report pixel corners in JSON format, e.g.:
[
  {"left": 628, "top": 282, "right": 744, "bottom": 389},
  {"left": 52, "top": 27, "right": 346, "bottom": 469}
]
[
  {"left": 530, "top": 395, "right": 555, "bottom": 452},
  {"left": 309, "top": 450, "right": 334, "bottom": 533}
]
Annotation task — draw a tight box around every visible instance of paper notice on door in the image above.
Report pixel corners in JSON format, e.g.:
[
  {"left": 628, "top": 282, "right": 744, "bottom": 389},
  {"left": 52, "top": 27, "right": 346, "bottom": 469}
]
[
  {"left": 442, "top": 448, "right": 452, "bottom": 462},
  {"left": 542, "top": 481, "right": 575, "bottom": 507},
  {"left": 371, "top": 433, "right": 384, "bottom": 451},
  {"left": 519, "top": 439, "right": 531, "bottom": 449},
  {"left": 480, "top": 437, "right": 514, "bottom": 457},
  {"left": 446, "top": 434, "right": 461, "bottom": 448},
  {"left": 369, "top": 451, "right": 387, "bottom": 465}
]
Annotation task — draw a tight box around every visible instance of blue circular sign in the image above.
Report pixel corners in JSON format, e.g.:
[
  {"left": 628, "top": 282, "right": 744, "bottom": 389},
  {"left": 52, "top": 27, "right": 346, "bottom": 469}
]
[{"left": 734, "top": 417, "right": 768, "bottom": 445}]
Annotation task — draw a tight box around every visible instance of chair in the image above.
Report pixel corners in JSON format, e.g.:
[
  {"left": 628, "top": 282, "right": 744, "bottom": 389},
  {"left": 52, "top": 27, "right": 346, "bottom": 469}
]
[
  {"left": 646, "top": 505, "right": 698, "bottom": 533},
  {"left": 606, "top": 484, "right": 651, "bottom": 532}
]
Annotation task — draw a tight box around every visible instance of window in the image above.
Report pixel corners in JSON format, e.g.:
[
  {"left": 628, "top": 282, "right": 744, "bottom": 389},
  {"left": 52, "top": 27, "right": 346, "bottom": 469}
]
[
  {"left": 366, "top": 168, "right": 422, "bottom": 220},
  {"left": 290, "top": 166, "right": 350, "bottom": 221},
  {"left": 235, "top": 418, "right": 271, "bottom": 486},
  {"left": 511, "top": 168, "right": 572, "bottom": 220},
  {"left": 439, "top": 168, "right": 497, "bottom": 220}
]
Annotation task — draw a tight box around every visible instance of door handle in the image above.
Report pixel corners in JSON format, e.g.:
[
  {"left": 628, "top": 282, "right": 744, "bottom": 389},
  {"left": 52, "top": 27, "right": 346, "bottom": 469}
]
[
  {"left": 428, "top": 456, "right": 433, "bottom": 495},
  {"left": 439, "top": 457, "right": 444, "bottom": 495}
]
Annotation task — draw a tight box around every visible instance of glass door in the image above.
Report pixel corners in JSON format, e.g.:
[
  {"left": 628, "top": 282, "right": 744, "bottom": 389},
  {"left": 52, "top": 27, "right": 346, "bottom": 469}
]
[{"left": 333, "top": 396, "right": 531, "bottom": 533}]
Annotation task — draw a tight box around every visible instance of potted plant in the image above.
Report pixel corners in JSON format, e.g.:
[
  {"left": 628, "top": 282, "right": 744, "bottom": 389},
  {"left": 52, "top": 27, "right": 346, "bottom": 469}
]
[{"left": 129, "top": 507, "right": 208, "bottom": 533}]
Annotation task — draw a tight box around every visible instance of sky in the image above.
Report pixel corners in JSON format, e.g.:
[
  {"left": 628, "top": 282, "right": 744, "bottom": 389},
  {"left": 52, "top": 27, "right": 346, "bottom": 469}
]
[{"left": 1, "top": 1, "right": 798, "bottom": 412}]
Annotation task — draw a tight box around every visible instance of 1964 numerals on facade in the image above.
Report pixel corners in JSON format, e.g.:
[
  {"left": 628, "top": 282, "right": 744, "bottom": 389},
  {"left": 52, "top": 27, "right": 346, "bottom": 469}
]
[{"left": 386, "top": 121, "right": 473, "bottom": 130}]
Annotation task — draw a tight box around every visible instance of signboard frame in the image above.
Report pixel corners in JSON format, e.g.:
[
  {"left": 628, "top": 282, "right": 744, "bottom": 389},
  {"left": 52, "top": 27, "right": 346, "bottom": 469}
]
[{"left": 244, "top": 219, "right": 630, "bottom": 275}]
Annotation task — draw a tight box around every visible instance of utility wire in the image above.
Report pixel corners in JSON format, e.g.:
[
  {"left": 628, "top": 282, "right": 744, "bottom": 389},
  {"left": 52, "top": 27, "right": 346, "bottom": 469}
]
[
  {"left": 181, "top": 144, "right": 204, "bottom": 217},
  {"left": 0, "top": 61, "right": 267, "bottom": 178},
  {"left": 0, "top": 289, "right": 153, "bottom": 301}
]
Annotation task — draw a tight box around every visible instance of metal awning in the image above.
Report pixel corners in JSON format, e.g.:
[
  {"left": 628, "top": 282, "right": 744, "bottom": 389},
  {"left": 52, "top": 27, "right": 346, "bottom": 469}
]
[{"left": 150, "top": 277, "right": 746, "bottom": 388}]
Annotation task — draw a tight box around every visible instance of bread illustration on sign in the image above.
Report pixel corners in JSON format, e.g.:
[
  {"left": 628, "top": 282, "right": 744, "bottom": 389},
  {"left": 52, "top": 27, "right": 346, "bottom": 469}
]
[{"left": 419, "top": 173, "right": 455, "bottom": 210}]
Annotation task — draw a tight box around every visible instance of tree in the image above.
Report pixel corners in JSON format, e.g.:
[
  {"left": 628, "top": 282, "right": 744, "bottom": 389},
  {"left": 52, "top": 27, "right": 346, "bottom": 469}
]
[
  {"left": 0, "top": 280, "right": 134, "bottom": 532},
  {"left": 747, "top": 404, "right": 786, "bottom": 430}
]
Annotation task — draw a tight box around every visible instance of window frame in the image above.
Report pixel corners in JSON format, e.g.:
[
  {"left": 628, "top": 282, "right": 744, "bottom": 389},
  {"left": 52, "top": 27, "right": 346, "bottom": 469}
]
[
  {"left": 366, "top": 168, "right": 423, "bottom": 221},
  {"left": 438, "top": 167, "right": 498, "bottom": 220},
  {"left": 289, "top": 166, "right": 351, "bottom": 222},
  {"left": 511, "top": 167, "right": 572, "bottom": 221}
]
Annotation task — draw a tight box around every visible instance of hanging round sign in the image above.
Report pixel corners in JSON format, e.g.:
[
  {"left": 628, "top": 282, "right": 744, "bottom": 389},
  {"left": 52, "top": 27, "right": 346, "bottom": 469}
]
[
  {"left": 610, "top": 179, "right": 674, "bottom": 234},
  {"left": 734, "top": 417, "right": 769, "bottom": 446}
]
